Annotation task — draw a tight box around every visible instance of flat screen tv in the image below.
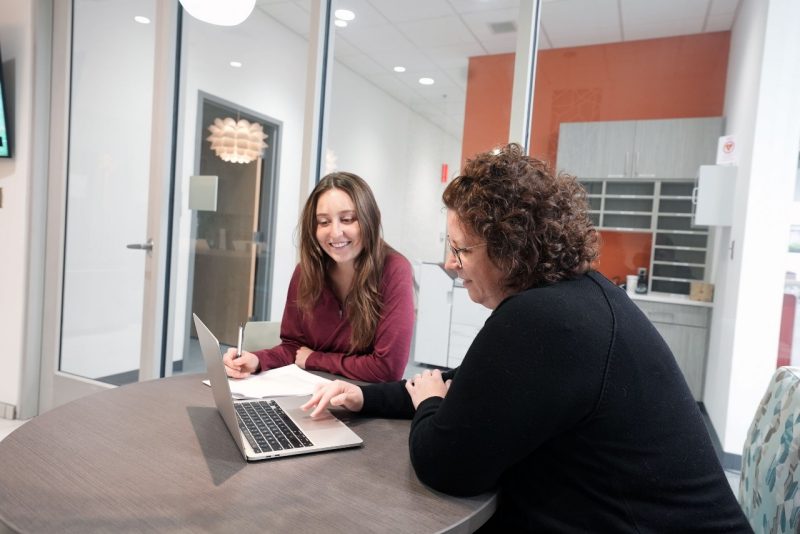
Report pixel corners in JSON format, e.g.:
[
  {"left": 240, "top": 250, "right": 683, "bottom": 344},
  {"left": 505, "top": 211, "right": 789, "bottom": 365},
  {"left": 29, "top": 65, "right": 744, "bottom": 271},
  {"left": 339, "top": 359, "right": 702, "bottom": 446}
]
[{"left": 0, "top": 45, "right": 10, "bottom": 158}]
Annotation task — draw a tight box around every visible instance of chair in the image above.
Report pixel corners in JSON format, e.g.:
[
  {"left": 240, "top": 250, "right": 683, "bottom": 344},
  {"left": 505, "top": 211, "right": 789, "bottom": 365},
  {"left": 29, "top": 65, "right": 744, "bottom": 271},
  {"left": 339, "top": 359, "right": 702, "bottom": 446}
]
[
  {"left": 739, "top": 366, "right": 800, "bottom": 533},
  {"left": 242, "top": 321, "right": 281, "bottom": 352}
]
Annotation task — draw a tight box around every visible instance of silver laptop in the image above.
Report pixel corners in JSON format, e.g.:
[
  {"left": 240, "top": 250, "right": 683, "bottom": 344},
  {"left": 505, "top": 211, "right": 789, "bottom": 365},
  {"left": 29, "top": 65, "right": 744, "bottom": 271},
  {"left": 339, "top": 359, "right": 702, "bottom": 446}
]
[{"left": 193, "top": 314, "right": 363, "bottom": 461}]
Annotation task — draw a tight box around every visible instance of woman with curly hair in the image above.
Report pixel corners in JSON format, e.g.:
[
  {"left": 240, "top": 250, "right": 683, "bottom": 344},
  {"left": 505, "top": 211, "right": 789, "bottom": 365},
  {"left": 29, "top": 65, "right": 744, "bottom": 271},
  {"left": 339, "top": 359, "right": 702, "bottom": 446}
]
[
  {"left": 302, "top": 144, "right": 750, "bottom": 532},
  {"left": 223, "top": 172, "right": 414, "bottom": 382}
]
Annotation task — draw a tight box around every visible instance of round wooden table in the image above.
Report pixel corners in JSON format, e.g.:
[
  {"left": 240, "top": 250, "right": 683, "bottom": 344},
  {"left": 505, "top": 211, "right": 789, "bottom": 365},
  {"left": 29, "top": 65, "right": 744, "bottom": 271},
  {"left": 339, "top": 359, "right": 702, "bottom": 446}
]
[{"left": 0, "top": 374, "right": 495, "bottom": 533}]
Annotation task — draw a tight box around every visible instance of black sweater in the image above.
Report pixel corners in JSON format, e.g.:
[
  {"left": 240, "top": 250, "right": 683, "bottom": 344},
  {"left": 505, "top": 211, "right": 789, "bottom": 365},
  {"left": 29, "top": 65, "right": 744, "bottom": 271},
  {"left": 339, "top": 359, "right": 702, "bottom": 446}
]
[{"left": 361, "top": 272, "right": 751, "bottom": 532}]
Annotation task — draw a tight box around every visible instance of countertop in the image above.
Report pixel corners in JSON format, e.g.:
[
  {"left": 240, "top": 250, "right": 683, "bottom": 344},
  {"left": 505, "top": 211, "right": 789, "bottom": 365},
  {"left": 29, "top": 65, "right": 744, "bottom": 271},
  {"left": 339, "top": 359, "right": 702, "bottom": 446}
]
[{"left": 629, "top": 291, "right": 714, "bottom": 308}]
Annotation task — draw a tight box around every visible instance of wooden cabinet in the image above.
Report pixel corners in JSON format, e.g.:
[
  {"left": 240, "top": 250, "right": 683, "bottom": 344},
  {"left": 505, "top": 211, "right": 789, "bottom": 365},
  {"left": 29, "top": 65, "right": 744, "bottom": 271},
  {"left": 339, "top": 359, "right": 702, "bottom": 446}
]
[
  {"left": 633, "top": 299, "right": 711, "bottom": 400},
  {"left": 557, "top": 117, "right": 722, "bottom": 179}
]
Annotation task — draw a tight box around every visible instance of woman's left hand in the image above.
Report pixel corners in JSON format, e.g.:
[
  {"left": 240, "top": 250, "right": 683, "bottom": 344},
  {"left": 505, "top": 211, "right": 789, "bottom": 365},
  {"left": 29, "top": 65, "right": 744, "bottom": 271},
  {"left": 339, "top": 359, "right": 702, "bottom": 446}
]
[
  {"left": 405, "top": 369, "right": 451, "bottom": 409},
  {"left": 295, "top": 346, "right": 313, "bottom": 368}
]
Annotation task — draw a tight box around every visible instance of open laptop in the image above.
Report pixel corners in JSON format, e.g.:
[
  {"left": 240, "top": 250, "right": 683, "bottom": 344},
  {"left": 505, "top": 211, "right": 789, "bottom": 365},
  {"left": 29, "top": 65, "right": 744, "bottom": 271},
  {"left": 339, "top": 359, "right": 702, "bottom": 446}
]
[{"left": 193, "top": 313, "right": 363, "bottom": 461}]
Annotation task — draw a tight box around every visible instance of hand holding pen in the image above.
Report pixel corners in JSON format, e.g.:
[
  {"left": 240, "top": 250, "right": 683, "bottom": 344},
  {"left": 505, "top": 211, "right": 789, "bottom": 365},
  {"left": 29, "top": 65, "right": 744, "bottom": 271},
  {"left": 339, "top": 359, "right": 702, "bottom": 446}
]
[
  {"left": 235, "top": 323, "right": 244, "bottom": 359},
  {"left": 223, "top": 323, "right": 259, "bottom": 378}
]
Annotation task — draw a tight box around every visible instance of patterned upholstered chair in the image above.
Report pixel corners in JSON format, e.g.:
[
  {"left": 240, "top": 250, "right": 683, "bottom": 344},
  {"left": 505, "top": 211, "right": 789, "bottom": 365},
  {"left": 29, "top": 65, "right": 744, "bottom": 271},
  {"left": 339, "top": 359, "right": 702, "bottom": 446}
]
[{"left": 739, "top": 366, "right": 800, "bottom": 533}]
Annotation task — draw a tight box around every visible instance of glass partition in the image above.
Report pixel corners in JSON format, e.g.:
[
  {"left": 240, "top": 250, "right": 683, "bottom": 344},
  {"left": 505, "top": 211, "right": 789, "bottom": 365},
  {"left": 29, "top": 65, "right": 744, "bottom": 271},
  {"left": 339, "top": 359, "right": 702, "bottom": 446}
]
[
  {"left": 169, "top": 3, "right": 310, "bottom": 374},
  {"left": 59, "top": 0, "right": 158, "bottom": 385},
  {"left": 323, "top": 0, "right": 522, "bottom": 265}
]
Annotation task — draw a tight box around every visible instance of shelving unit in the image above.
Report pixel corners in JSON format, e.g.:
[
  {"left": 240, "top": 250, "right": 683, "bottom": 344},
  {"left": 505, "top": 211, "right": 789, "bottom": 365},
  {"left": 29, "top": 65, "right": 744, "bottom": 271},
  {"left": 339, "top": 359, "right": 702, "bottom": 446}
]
[{"left": 581, "top": 179, "right": 709, "bottom": 295}]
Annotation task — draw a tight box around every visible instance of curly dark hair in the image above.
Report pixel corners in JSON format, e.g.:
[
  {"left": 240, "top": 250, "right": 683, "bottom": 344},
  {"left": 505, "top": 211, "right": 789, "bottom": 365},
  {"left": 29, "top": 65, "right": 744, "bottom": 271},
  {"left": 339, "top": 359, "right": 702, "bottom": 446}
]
[{"left": 442, "top": 143, "right": 598, "bottom": 291}]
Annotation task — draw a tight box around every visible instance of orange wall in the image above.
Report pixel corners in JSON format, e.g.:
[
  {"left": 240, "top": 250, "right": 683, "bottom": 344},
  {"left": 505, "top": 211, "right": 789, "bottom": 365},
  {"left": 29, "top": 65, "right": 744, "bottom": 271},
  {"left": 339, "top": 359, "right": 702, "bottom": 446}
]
[
  {"left": 595, "top": 231, "right": 653, "bottom": 285},
  {"left": 460, "top": 32, "right": 729, "bottom": 283},
  {"left": 461, "top": 32, "right": 730, "bottom": 166}
]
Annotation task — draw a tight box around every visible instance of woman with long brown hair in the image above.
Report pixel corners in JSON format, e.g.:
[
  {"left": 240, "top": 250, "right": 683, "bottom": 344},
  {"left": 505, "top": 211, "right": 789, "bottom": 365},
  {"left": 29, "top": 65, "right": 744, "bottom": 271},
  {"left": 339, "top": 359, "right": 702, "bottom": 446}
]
[{"left": 223, "top": 172, "right": 414, "bottom": 382}]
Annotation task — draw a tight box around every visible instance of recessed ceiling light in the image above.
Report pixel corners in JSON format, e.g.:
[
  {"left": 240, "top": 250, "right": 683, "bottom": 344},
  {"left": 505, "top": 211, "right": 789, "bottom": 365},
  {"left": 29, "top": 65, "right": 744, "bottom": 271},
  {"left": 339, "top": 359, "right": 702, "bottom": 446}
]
[
  {"left": 230, "top": 61, "right": 243, "bottom": 68},
  {"left": 334, "top": 9, "right": 355, "bottom": 21},
  {"left": 393, "top": 66, "right": 406, "bottom": 73},
  {"left": 334, "top": 19, "right": 347, "bottom": 27},
  {"left": 134, "top": 15, "right": 151, "bottom": 24},
  {"left": 418, "top": 77, "right": 435, "bottom": 85}
]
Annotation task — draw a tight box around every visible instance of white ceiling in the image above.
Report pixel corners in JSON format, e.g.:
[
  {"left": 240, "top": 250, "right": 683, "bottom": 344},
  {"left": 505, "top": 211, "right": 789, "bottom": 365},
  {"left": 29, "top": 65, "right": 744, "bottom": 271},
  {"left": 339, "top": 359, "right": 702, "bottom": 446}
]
[{"left": 256, "top": 0, "right": 741, "bottom": 138}]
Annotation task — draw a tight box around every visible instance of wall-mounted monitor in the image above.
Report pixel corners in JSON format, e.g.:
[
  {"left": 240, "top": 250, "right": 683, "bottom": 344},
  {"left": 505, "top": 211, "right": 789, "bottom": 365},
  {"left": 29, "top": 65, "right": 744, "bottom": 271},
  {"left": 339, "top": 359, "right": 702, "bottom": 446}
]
[{"left": 0, "top": 45, "right": 11, "bottom": 158}]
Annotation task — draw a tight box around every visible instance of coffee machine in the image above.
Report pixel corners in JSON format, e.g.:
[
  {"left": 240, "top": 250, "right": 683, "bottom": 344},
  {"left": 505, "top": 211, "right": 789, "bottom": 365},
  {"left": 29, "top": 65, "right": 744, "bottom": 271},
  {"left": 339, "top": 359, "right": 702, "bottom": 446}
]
[{"left": 635, "top": 267, "right": 648, "bottom": 294}]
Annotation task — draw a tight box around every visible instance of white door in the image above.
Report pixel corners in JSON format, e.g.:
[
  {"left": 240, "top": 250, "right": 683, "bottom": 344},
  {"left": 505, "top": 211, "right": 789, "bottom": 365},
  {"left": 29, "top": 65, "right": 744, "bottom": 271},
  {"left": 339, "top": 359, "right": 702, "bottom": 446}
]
[{"left": 39, "top": 0, "right": 178, "bottom": 411}]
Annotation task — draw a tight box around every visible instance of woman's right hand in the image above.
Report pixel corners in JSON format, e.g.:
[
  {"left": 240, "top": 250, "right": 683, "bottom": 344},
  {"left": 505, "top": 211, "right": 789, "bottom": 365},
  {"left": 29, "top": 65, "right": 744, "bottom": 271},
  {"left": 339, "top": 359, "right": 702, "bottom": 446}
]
[
  {"left": 301, "top": 380, "right": 364, "bottom": 418},
  {"left": 222, "top": 348, "right": 259, "bottom": 378}
]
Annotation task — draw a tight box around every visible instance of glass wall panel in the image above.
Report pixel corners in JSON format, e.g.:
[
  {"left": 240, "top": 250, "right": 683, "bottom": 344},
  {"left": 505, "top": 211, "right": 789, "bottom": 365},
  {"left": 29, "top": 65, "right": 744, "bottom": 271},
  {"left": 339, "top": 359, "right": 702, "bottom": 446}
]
[
  {"left": 59, "top": 0, "right": 157, "bottom": 385},
  {"left": 536, "top": 2, "right": 732, "bottom": 294},
  {"left": 170, "top": 4, "right": 311, "bottom": 374},
  {"left": 324, "top": 0, "right": 521, "bottom": 265}
]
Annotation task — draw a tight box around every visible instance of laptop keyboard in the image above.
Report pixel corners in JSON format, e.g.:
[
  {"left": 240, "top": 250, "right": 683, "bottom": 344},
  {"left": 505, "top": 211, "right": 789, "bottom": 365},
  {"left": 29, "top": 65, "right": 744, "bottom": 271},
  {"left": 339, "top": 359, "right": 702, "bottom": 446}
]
[{"left": 235, "top": 400, "right": 314, "bottom": 454}]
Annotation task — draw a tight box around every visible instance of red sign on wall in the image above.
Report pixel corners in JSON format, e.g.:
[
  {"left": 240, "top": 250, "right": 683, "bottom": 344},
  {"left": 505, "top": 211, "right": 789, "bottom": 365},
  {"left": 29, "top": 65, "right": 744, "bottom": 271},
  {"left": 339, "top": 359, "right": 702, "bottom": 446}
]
[{"left": 441, "top": 163, "right": 448, "bottom": 183}]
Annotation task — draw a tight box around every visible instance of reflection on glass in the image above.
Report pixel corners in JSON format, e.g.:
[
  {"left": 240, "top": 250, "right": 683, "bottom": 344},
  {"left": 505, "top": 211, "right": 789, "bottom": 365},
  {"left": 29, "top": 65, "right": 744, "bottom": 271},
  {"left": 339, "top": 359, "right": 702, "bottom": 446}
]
[
  {"left": 326, "top": 0, "right": 520, "bottom": 264},
  {"left": 171, "top": 5, "right": 309, "bottom": 375},
  {"left": 60, "top": 0, "right": 157, "bottom": 385}
]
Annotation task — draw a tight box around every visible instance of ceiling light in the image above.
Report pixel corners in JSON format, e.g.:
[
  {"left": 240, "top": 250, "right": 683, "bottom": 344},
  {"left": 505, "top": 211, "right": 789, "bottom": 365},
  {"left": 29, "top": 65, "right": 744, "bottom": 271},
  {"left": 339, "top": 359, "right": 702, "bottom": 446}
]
[
  {"left": 393, "top": 66, "right": 406, "bottom": 73},
  {"left": 418, "top": 77, "right": 435, "bottom": 85},
  {"left": 230, "top": 61, "right": 242, "bottom": 68},
  {"left": 179, "top": 0, "right": 255, "bottom": 26},
  {"left": 334, "top": 9, "right": 355, "bottom": 21},
  {"left": 334, "top": 20, "right": 348, "bottom": 27},
  {"left": 134, "top": 15, "right": 151, "bottom": 24},
  {"left": 207, "top": 117, "right": 269, "bottom": 164}
]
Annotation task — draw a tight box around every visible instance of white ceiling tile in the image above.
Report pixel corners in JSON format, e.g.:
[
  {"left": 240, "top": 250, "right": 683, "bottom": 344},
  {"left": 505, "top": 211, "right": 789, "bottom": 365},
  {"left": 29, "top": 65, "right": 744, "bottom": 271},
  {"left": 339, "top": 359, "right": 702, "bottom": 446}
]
[
  {"left": 448, "top": 0, "right": 520, "bottom": 15},
  {"left": 621, "top": 0, "right": 708, "bottom": 25},
  {"left": 481, "top": 34, "right": 518, "bottom": 54},
  {"left": 426, "top": 43, "right": 486, "bottom": 69},
  {"left": 460, "top": 8, "right": 520, "bottom": 41},
  {"left": 334, "top": 52, "right": 386, "bottom": 76},
  {"left": 332, "top": 0, "right": 388, "bottom": 27},
  {"left": 542, "top": 0, "right": 620, "bottom": 48},
  {"left": 396, "top": 16, "right": 478, "bottom": 48},
  {"left": 256, "top": 2, "right": 311, "bottom": 36},
  {"left": 369, "top": 0, "right": 455, "bottom": 23},
  {"left": 338, "top": 22, "right": 417, "bottom": 55},
  {"left": 625, "top": 20, "right": 705, "bottom": 42}
]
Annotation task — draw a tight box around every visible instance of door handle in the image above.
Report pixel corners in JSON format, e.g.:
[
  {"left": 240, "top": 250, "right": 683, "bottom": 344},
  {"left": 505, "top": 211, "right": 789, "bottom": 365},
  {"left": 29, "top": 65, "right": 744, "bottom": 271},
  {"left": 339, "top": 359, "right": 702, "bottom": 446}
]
[{"left": 126, "top": 239, "right": 154, "bottom": 251}]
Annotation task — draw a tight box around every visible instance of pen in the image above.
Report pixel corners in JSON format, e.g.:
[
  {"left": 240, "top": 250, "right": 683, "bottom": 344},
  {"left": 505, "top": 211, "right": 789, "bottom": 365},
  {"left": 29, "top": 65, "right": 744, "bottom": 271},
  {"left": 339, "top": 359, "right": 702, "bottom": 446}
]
[{"left": 235, "top": 323, "right": 244, "bottom": 359}]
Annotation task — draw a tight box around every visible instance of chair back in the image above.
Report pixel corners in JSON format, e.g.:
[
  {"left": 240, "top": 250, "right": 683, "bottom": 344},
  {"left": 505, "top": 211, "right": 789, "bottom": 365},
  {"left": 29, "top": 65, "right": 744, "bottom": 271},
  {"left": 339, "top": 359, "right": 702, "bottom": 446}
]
[
  {"left": 740, "top": 366, "right": 800, "bottom": 533},
  {"left": 242, "top": 321, "right": 281, "bottom": 352}
]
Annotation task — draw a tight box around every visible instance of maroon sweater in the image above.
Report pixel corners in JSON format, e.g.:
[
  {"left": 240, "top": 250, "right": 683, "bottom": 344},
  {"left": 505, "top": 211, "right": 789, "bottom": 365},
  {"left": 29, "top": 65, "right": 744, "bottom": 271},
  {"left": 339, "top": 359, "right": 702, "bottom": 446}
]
[{"left": 253, "top": 252, "right": 415, "bottom": 382}]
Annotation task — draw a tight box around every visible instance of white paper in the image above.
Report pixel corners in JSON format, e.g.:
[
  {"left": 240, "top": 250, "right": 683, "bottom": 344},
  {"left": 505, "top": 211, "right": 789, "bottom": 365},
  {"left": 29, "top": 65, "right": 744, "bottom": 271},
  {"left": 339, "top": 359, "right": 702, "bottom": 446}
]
[{"left": 203, "top": 364, "right": 331, "bottom": 398}]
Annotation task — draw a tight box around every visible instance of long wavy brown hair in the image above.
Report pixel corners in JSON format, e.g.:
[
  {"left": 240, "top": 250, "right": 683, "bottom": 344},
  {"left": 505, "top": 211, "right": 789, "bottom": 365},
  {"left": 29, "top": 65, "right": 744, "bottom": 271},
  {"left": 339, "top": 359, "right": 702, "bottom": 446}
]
[
  {"left": 298, "top": 172, "right": 387, "bottom": 352},
  {"left": 443, "top": 143, "right": 598, "bottom": 291}
]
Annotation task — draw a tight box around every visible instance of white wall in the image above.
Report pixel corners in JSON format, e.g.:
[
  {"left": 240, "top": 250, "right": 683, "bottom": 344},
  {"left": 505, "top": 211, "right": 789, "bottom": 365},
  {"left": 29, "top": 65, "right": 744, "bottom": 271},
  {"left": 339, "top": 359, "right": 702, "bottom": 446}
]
[
  {"left": 704, "top": 0, "right": 800, "bottom": 454},
  {"left": 326, "top": 62, "right": 461, "bottom": 264},
  {"left": 0, "top": 1, "right": 36, "bottom": 412}
]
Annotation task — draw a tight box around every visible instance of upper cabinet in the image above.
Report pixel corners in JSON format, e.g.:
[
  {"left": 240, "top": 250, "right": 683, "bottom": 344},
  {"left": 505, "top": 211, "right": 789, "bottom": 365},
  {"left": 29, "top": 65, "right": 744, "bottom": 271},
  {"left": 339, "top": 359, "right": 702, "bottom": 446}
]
[{"left": 557, "top": 117, "right": 723, "bottom": 179}]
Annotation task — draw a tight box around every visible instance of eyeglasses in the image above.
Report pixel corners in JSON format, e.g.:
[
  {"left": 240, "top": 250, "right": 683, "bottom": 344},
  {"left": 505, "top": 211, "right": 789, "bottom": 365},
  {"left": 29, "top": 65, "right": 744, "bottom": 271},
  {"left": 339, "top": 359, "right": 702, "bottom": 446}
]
[{"left": 447, "top": 239, "right": 487, "bottom": 268}]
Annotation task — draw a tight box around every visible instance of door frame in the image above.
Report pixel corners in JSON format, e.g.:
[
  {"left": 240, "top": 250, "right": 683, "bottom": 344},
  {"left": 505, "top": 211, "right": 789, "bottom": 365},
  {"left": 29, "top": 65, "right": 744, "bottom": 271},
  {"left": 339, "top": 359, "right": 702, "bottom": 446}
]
[{"left": 39, "top": 0, "right": 180, "bottom": 411}]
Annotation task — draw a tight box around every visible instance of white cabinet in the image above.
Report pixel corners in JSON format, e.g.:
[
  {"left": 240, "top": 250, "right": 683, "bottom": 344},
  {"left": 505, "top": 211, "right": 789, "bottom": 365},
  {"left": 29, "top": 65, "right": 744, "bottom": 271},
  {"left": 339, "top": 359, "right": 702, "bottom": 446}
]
[
  {"left": 694, "top": 165, "right": 736, "bottom": 226},
  {"left": 448, "top": 287, "right": 491, "bottom": 368},
  {"left": 633, "top": 299, "right": 711, "bottom": 400},
  {"left": 557, "top": 117, "right": 722, "bottom": 179},
  {"left": 413, "top": 264, "right": 491, "bottom": 369}
]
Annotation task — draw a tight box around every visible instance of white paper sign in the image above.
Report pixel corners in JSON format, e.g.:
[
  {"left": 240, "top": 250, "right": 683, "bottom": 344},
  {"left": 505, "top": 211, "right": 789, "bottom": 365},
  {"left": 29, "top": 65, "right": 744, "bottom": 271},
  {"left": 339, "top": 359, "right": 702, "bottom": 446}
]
[{"left": 716, "top": 135, "right": 737, "bottom": 165}]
